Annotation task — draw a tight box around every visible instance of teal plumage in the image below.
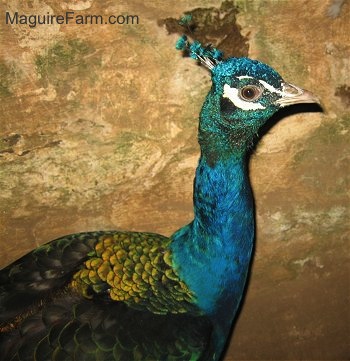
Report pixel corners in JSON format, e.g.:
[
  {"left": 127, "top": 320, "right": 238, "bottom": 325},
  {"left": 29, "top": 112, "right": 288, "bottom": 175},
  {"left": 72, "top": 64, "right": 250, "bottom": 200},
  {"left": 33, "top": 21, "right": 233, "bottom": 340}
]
[{"left": 0, "top": 37, "right": 319, "bottom": 360}]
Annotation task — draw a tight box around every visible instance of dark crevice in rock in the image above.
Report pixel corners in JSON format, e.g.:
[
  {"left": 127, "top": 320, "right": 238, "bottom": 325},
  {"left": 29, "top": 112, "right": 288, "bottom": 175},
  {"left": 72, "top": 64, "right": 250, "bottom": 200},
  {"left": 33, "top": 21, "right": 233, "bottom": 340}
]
[
  {"left": 335, "top": 84, "right": 350, "bottom": 107},
  {"left": 158, "top": 1, "right": 249, "bottom": 58}
]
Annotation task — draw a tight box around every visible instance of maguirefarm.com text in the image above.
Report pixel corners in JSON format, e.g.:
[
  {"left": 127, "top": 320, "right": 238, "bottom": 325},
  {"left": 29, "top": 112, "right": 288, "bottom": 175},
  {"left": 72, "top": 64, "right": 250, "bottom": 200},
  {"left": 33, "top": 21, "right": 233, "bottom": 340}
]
[{"left": 5, "top": 11, "right": 139, "bottom": 28}]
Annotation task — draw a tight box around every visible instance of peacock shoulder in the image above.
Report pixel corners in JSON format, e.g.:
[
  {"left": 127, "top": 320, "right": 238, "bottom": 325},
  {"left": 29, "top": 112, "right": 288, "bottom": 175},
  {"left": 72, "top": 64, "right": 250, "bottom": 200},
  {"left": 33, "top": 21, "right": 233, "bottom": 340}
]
[{"left": 71, "top": 231, "right": 197, "bottom": 314}]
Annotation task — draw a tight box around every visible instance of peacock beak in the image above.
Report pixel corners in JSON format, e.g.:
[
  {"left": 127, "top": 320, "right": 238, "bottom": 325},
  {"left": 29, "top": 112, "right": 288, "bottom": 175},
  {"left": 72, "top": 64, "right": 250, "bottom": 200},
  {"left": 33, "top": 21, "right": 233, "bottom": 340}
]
[{"left": 275, "top": 82, "right": 320, "bottom": 107}]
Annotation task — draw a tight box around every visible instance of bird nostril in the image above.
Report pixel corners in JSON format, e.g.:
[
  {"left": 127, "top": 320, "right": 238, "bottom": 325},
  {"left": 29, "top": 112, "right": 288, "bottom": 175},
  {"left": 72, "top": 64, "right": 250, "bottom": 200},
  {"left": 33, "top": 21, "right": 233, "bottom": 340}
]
[{"left": 282, "top": 83, "right": 303, "bottom": 96}]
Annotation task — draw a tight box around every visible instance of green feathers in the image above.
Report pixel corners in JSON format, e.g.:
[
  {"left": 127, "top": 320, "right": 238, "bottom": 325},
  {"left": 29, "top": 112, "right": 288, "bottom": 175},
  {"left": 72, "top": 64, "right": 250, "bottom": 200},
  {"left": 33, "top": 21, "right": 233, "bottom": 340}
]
[
  {"left": 0, "top": 232, "right": 212, "bottom": 360},
  {"left": 72, "top": 232, "right": 196, "bottom": 314}
]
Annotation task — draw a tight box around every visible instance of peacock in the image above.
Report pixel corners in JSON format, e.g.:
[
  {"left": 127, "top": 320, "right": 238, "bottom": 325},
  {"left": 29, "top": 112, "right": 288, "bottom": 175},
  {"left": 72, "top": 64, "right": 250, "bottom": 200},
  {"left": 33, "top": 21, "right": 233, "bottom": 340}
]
[{"left": 0, "top": 36, "right": 319, "bottom": 361}]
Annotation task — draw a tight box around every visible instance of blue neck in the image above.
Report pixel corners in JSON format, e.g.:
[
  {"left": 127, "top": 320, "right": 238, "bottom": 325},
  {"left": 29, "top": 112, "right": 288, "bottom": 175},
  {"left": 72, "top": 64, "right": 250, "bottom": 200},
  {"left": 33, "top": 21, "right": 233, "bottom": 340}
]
[{"left": 171, "top": 151, "right": 255, "bottom": 353}]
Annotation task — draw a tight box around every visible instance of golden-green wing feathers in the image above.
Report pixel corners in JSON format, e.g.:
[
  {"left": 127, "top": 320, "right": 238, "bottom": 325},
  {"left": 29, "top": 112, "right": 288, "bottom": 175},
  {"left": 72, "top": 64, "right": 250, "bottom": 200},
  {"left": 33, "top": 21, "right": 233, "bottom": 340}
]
[
  {"left": 0, "top": 231, "right": 213, "bottom": 361},
  {"left": 71, "top": 232, "right": 196, "bottom": 314}
]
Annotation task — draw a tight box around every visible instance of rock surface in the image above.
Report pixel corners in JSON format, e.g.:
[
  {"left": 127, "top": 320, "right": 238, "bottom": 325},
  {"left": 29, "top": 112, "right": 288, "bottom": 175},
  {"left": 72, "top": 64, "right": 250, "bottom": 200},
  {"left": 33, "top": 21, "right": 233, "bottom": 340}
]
[{"left": 0, "top": 0, "right": 349, "bottom": 359}]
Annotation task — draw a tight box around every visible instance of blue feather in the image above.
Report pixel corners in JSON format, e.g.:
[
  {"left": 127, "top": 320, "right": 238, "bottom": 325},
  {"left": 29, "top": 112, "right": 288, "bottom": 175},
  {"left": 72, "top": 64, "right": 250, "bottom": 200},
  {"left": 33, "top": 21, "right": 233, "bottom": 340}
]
[{"left": 171, "top": 131, "right": 254, "bottom": 355}]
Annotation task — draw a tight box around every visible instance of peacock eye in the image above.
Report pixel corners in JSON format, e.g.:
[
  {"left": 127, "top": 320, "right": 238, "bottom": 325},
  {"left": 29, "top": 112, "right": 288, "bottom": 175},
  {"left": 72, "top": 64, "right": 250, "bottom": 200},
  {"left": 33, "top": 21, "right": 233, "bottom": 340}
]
[{"left": 239, "top": 85, "right": 262, "bottom": 102}]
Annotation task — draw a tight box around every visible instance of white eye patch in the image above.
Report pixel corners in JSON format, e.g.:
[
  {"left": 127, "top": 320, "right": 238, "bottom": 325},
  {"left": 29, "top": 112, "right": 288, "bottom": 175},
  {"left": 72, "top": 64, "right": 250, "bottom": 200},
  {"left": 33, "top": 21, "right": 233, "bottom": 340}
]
[
  {"left": 223, "top": 84, "right": 266, "bottom": 111},
  {"left": 236, "top": 75, "right": 254, "bottom": 80},
  {"left": 258, "top": 80, "right": 284, "bottom": 95}
]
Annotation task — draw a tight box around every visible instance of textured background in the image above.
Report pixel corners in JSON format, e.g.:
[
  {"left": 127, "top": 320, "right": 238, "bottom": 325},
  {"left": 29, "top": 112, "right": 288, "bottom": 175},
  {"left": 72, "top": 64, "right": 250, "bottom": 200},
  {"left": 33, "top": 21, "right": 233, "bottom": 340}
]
[{"left": 0, "top": 0, "right": 349, "bottom": 360}]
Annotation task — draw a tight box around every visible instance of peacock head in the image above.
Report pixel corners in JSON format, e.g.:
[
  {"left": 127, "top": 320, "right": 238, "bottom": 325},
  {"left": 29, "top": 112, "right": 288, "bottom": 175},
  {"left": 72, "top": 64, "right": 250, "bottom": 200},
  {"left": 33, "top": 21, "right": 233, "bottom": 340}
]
[{"left": 176, "top": 35, "right": 320, "bottom": 156}]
